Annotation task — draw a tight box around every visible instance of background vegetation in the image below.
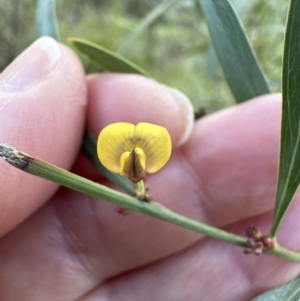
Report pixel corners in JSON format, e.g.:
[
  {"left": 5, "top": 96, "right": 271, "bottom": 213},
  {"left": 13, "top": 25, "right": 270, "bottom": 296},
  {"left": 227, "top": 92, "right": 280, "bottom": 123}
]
[{"left": 0, "top": 0, "right": 288, "bottom": 111}]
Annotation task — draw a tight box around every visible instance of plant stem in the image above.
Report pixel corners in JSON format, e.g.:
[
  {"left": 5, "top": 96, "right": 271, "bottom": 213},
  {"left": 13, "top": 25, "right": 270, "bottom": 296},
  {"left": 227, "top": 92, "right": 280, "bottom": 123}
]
[
  {"left": 266, "top": 244, "right": 300, "bottom": 262},
  {"left": 0, "top": 143, "right": 300, "bottom": 262},
  {"left": 137, "top": 179, "right": 146, "bottom": 198}
]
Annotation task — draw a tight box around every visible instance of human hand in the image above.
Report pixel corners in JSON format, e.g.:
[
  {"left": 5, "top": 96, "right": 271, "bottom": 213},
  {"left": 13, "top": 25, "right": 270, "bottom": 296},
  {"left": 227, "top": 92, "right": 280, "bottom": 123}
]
[{"left": 0, "top": 37, "right": 299, "bottom": 301}]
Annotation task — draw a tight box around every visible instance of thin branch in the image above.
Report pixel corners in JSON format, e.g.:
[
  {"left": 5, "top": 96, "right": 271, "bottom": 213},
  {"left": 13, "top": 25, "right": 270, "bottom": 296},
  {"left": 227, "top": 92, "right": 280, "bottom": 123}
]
[{"left": 0, "top": 143, "right": 300, "bottom": 262}]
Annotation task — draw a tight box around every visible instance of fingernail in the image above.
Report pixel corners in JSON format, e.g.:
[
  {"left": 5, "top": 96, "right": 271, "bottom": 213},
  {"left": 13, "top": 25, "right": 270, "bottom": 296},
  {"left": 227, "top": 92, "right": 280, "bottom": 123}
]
[
  {"left": 163, "top": 86, "right": 194, "bottom": 145},
  {"left": 0, "top": 37, "right": 61, "bottom": 94}
]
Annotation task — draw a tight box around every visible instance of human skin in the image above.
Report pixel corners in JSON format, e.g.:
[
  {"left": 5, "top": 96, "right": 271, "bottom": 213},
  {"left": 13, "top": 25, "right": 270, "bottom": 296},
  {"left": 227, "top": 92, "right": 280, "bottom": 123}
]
[{"left": 0, "top": 37, "right": 299, "bottom": 301}]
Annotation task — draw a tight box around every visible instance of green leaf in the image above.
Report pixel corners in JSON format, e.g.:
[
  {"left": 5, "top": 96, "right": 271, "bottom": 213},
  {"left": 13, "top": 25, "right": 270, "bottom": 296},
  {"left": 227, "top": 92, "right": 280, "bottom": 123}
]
[
  {"left": 118, "top": 0, "right": 182, "bottom": 55},
  {"left": 271, "top": 0, "right": 300, "bottom": 236},
  {"left": 197, "top": 0, "right": 270, "bottom": 103},
  {"left": 68, "top": 38, "right": 150, "bottom": 76},
  {"left": 36, "top": 0, "right": 60, "bottom": 40},
  {"left": 82, "top": 130, "right": 134, "bottom": 195},
  {"left": 252, "top": 274, "right": 300, "bottom": 301}
]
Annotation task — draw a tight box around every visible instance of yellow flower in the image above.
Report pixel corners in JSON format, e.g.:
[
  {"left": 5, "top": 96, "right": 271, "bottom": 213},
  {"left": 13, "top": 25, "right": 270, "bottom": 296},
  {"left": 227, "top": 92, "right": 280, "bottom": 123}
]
[{"left": 97, "top": 122, "right": 172, "bottom": 182}]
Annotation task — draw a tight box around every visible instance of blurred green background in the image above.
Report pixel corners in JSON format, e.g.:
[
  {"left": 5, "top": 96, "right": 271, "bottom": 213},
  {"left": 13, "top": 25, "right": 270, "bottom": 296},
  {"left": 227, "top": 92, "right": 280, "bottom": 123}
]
[{"left": 0, "top": 0, "right": 288, "bottom": 111}]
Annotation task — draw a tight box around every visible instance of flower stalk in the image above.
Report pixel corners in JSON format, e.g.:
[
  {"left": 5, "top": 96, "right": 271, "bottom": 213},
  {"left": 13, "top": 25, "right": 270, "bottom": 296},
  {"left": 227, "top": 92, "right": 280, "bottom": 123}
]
[{"left": 136, "top": 180, "right": 146, "bottom": 198}]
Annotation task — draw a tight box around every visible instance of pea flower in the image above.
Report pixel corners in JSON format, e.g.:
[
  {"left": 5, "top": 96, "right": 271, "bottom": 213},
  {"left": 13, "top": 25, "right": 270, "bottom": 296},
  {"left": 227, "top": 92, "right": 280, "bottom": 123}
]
[{"left": 97, "top": 122, "right": 172, "bottom": 183}]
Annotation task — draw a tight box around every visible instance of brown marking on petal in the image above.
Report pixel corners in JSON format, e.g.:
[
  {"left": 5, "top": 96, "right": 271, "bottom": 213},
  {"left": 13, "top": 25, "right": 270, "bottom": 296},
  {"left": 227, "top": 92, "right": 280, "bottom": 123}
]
[{"left": 123, "top": 148, "right": 146, "bottom": 183}]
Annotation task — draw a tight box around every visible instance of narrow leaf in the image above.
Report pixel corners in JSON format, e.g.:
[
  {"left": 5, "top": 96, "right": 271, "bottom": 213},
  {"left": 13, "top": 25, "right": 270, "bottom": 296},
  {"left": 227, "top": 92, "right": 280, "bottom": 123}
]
[
  {"left": 68, "top": 38, "right": 150, "bottom": 76},
  {"left": 82, "top": 130, "right": 134, "bottom": 195},
  {"left": 252, "top": 274, "right": 300, "bottom": 301},
  {"left": 271, "top": 0, "right": 300, "bottom": 236},
  {"left": 197, "top": 0, "right": 270, "bottom": 103},
  {"left": 36, "top": 0, "right": 60, "bottom": 40},
  {"left": 118, "top": 0, "right": 182, "bottom": 55}
]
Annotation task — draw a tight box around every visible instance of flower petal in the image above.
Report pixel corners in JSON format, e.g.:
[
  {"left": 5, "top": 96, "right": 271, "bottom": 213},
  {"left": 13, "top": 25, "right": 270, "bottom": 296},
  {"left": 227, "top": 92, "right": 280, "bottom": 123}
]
[
  {"left": 97, "top": 123, "right": 135, "bottom": 173},
  {"left": 134, "top": 123, "right": 172, "bottom": 173},
  {"left": 97, "top": 122, "right": 172, "bottom": 177}
]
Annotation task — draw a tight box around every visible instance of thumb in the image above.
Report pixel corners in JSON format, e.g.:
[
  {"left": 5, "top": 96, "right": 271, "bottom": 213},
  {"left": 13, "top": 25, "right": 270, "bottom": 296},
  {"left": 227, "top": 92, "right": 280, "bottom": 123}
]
[{"left": 0, "top": 37, "right": 87, "bottom": 237}]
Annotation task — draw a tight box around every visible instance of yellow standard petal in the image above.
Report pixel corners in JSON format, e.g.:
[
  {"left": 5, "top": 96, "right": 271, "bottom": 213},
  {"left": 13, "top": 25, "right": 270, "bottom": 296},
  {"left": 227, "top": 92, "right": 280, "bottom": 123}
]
[
  {"left": 134, "top": 123, "right": 172, "bottom": 173},
  {"left": 97, "top": 123, "right": 135, "bottom": 173},
  {"left": 97, "top": 122, "right": 172, "bottom": 181}
]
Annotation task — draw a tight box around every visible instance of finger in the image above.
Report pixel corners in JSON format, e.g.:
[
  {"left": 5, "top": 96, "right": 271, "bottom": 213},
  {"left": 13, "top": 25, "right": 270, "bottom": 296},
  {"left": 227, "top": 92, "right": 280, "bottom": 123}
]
[
  {"left": 86, "top": 73, "right": 195, "bottom": 147},
  {"left": 0, "top": 37, "right": 87, "bottom": 237},
  {"left": 1, "top": 190, "right": 299, "bottom": 301},
  {"left": 180, "top": 93, "right": 281, "bottom": 225},
  {"left": 82, "top": 204, "right": 300, "bottom": 301}
]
